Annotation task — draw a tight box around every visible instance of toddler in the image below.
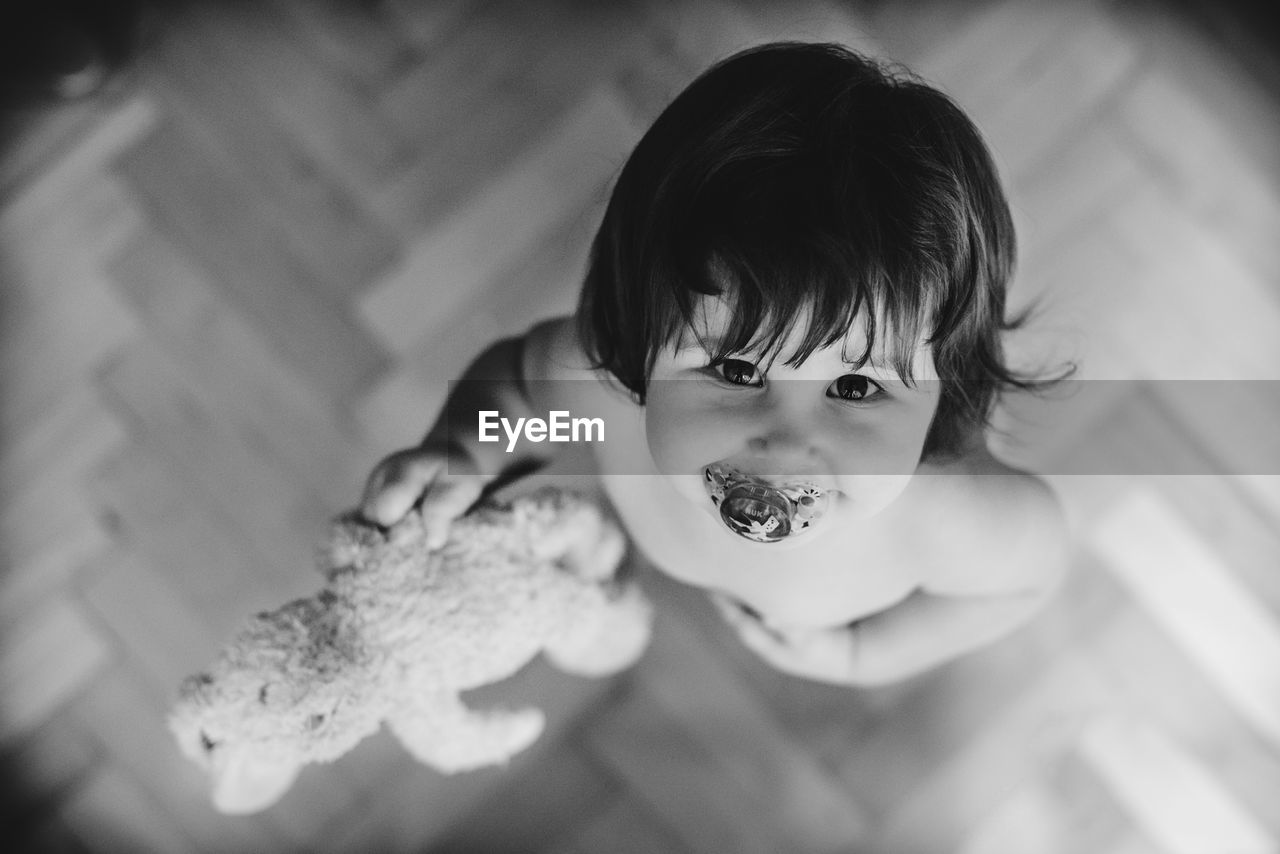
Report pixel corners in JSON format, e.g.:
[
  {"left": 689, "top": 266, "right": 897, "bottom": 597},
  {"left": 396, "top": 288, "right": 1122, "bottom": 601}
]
[{"left": 361, "top": 43, "right": 1070, "bottom": 686}]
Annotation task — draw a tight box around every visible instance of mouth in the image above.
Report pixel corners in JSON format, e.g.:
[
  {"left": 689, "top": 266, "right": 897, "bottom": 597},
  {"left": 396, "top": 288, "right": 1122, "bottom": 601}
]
[{"left": 702, "top": 462, "right": 836, "bottom": 544}]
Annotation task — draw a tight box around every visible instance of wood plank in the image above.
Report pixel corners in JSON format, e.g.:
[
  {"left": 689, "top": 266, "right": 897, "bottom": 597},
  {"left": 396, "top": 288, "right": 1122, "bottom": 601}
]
[
  {"left": 0, "top": 705, "right": 103, "bottom": 824},
  {"left": 107, "top": 230, "right": 375, "bottom": 512},
  {"left": 0, "top": 497, "right": 113, "bottom": 628},
  {"left": 169, "top": 0, "right": 413, "bottom": 186},
  {"left": 642, "top": 613, "right": 870, "bottom": 851},
  {"left": 368, "top": 190, "right": 604, "bottom": 437},
  {"left": 1010, "top": 119, "right": 1150, "bottom": 284},
  {"left": 1111, "top": 62, "right": 1280, "bottom": 289},
  {"left": 670, "top": 0, "right": 878, "bottom": 64},
  {"left": 361, "top": 86, "right": 638, "bottom": 353},
  {"left": 1109, "top": 0, "right": 1280, "bottom": 189},
  {"left": 956, "top": 756, "right": 1130, "bottom": 854},
  {"left": 585, "top": 680, "right": 795, "bottom": 854},
  {"left": 264, "top": 0, "right": 421, "bottom": 90},
  {"left": 1085, "top": 597, "right": 1280, "bottom": 839},
  {"left": 370, "top": 0, "right": 648, "bottom": 234},
  {"left": 0, "top": 97, "right": 111, "bottom": 204},
  {"left": 68, "top": 667, "right": 297, "bottom": 854},
  {"left": 316, "top": 738, "right": 573, "bottom": 853},
  {"left": 1237, "top": 475, "right": 1280, "bottom": 523},
  {"left": 60, "top": 764, "right": 201, "bottom": 854},
  {"left": 997, "top": 223, "right": 1148, "bottom": 385},
  {"left": 834, "top": 548, "right": 1131, "bottom": 820},
  {"left": 1105, "top": 185, "right": 1280, "bottom": 381},
  {"left": 88, "top": 442, "right": 287, "bottom": 638},
  {"left": 867, "top": 645, "right": 1116, "bottom": 853},
  {"left": 381, "top": 0, "right": 478, "bottom": 51},
  {"left": 0, "top": 171, "right": 141, "bottom": 441},
  {"left": 0, "top": 381, "right": 126, "bottom": 510},
  {"left": 1087, "top": 488, "right": 1280, "bottom": 749},
  {"left": 543, "top": 796, "right": 694, "bottom": 854},
  {"left": 1077, "top": 717, "right": 1275, "bottom": 854},
  {"left": 971, "top": 3, "right": 1142, "bottom": 182},
  {"left": 0, "top": 286, "right": 137, "bottom": 444},
  {"left": 428, "top": 745, "right": 617, "bottom": 853},
  {"left": 586, "top": 578, "right": 870, "bottom": 854},
  {"left": 315, "top": 657, "right": 626, "bottom": 853},
  {"left": 0, "top": 596, "right": 114, "bottom": 744},
  {"left": 0, "top": 94, "right": 157, "bottom": 219},
  {"left": 319, "top": 636, "right": 629, "bottom": 845},
  {"left": 1126, "top": 437, "right": 1280, "bottom": 612},
  {"left": 1100, "top": 829, "right": 1167, "bottom": 854},
  {"left": 95, "top": 339, "right": 332, "bottom": 599},
  {"left": 0, "top": 482, "right": 113, "bottom": 614},
  {"left": 859, "top": 0, "right": 1003, "bottom": 69},
  {"left": 137, "top": 25, "right": 400, "bottom": 300},
  {"left": 114, "top": 119, "right": 390, "bottom": 404},
  {"left": 907, "top": 0, "right": 1078, "bottom": 109},
  {"left": 77, "top": 551, "right": 223, "bottom": 698},
  {"left": 645, "top": 568, "right": 894, "bottom": 772},
  {"left": 613, "top": 0, "right": 879, "bottom": 127},
  {"left": 0, "top": 153, "right": 144, "bottom": 283},
  {"left": 8, "top": 814, "right": 94, "bottom": 854}
]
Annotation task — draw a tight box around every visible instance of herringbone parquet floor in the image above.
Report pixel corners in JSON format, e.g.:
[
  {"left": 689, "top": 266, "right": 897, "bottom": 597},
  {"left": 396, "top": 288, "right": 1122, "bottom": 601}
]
[{"left": 2, "top": 1, "right": 1279, "bottom": 852}]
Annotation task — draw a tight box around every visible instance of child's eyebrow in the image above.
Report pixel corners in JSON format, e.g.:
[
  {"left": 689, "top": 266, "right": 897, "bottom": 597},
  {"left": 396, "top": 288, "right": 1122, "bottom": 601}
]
[{"left": 676, "top": 337, "right": 890, "bottom": 370}]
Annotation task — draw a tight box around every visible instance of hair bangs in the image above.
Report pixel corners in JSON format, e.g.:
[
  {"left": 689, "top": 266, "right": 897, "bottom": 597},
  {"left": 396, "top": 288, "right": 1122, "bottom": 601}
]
[{"left": 661, "top": 224, "right": 937, "bottom": 385}]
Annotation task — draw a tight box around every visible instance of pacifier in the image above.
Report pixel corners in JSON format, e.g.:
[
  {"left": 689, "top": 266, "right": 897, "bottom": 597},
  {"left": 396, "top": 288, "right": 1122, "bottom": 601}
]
[{"left": 703, "top": 462, "right": 832, "bottom": 544}]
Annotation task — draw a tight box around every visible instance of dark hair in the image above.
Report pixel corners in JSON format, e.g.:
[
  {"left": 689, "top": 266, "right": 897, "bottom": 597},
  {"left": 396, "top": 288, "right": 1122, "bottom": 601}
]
[{"left": 578, "top": 42, "right": 1070, "bottom": 459}]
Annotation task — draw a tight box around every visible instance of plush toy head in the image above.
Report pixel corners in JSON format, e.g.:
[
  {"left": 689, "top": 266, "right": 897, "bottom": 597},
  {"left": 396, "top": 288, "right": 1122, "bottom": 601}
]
[
  {"left": 170, "top": 593, "right": 386, "bottom": 813},
  {"left": 170, "top": 488, "right": 651, "bottom": 814}
]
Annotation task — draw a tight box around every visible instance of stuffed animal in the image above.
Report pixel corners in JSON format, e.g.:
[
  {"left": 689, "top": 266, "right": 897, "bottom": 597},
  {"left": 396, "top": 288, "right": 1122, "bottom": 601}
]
[{"left": 169, "top": 488, "right": 652, "bottom": 814}]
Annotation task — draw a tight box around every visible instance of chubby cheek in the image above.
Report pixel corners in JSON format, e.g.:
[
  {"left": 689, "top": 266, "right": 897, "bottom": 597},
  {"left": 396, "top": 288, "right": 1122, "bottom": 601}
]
[
  {"left": 644, "top": 393, "right": 747, "bottom": 505},
  {"left": 827, "top": 419, "right": 932, "bottom": 517}
]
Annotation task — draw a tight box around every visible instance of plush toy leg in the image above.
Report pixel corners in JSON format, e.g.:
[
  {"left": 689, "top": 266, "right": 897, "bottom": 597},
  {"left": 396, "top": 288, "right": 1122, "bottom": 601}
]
[
  {"left": 207, "top": 747, "right": 302, "bottom": 815},
  {"left": 387, "top": 693, "right": 545, "bottom": 774},
  {"left": 530, "top": 503, "right": 627, "bottom": 582},
  {"left": 544, "top": 582, "right": 653, "bottom": 677}
]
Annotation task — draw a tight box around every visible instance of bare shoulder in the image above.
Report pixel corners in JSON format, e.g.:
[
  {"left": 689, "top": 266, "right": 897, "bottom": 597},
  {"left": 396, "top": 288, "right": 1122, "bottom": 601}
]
[
  {"left": 523, "top": 315, "right": 594, "bottom": 380},
  {"left": 913, "top": 443, "right": 1070, "bottom": 598},
  {"left": 522, "top": 315, "right": 632, "bottom": 411}
]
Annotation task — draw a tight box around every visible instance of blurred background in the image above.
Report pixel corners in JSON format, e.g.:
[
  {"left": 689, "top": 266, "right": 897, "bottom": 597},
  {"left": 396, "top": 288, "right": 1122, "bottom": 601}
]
[{"left": 2, "top": 0, "right": 1279, "bottom": 851}]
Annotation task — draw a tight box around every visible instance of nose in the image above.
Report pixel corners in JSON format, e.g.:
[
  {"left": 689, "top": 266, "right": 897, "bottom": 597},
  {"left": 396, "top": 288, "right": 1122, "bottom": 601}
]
[
  {"left": 746, "top": 429, "right": 811, "bottom": 455},
  {"left": 745, "top": 389, "right": 820, "bottom": 459}
]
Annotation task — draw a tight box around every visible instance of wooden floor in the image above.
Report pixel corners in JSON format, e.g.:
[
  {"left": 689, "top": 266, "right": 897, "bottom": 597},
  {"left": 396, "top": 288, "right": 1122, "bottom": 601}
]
[{"left": 3, "top": 0, "right": 1280, "bottom": 851}]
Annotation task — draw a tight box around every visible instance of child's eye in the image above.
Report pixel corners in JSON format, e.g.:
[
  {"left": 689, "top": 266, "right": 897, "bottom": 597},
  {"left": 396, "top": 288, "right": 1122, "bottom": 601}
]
[
  {"left": 828, "top": 374, "right": 884, "bottom": 402},
  {"left": 711, "top": 358, "right": 763, "bottom": 387}
]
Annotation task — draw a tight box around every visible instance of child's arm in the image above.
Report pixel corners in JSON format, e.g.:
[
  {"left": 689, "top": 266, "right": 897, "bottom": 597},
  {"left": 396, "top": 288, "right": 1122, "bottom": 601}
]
[
  {"left": 360, "top": 317, "right": 574, "bottom": 543},
  {"left": 714, "top": 479, "right": 1070, "bottom": 686}
]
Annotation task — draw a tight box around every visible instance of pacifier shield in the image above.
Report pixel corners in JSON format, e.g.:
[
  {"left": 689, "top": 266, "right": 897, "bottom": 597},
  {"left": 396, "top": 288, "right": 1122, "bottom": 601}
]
[
  {"left": 719, "top": 483, "right": 793, "bottom": 543},
  {"left": 704, "top": 463, "right": 833, "bottom": 544}
]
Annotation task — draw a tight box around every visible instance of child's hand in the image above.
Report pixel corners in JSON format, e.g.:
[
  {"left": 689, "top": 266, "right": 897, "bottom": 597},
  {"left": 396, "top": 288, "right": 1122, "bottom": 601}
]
[
  {"left": 360, "top": 444, "right": 493, "bottom": 549},
  {"left": 710, "top": 594, "right": 859, "bottom": 685}
]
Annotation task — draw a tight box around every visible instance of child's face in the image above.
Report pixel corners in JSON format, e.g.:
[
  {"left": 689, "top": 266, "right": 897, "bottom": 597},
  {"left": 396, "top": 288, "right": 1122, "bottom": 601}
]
[{"left": 644, "top": 296, "right": 940, "bottom": 543}]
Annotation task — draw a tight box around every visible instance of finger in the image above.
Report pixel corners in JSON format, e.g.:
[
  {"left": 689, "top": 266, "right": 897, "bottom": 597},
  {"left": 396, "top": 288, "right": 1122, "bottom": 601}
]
[
  {"left": 360, "top": 451, "right": 444, "bottom": 526},
  {"left": 765, "top": 625, "right": 858, "bottom": 684},
  {"left": 420, "top": 472, "right": 492, "bottom": 550},
  {"left": 710, "top": 593, "right": 789, "bottom": 644},
  {"left": 709, "top": 593, "right": 745, "bottom": 625},
  {"left": 732, "top": 616, "right": 797, "bottom": 669},
  {"left": 710, "top": 595, "right": 789, "bottom": 655}
]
